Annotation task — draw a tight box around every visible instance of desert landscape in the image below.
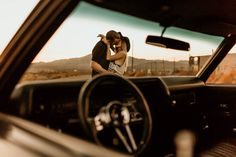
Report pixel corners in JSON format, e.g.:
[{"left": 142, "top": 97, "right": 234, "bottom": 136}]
[{"left": 20, "top": 53, "right": 236, "bottom": 84}]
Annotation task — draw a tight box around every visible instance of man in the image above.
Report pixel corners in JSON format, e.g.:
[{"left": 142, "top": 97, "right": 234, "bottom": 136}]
[{"left": 91, "top": 30, "right": 121, "bottom": 76}]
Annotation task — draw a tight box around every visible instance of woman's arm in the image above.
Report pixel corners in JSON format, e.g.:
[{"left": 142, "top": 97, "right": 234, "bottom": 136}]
[
  {"left": 101, "top": 37, "right": 125, "bottom": 61},
  {"left": 107, "top": 51, "right": 126, "bottom": 61}
]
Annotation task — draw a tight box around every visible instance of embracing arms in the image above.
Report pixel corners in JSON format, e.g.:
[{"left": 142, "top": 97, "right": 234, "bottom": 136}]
[
  {"left": 100, "top": 36, "right": 126, "bottom": 61},
  {"left": 90, "top": 61, "right": 108, "bottom": 73}
]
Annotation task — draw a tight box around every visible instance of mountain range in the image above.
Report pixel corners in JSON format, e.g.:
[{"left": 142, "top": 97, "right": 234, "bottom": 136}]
[{"left": 28, "top": 54, "right": 189, "bottom": 73}]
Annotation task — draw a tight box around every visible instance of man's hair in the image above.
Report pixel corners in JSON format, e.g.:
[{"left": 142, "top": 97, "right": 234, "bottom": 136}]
[{"left": 106, "top": 30, "right": 120, "bottom": 41}]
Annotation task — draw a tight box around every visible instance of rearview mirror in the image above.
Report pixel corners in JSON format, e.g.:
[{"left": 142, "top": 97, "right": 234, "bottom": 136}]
[{"left": 146, "top": 35, "right": 190, "bottom": 51}]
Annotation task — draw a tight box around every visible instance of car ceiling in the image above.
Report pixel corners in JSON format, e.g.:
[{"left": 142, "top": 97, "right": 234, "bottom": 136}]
[{"left": 83, "top": 0, "right": 236, "bottom": 37}]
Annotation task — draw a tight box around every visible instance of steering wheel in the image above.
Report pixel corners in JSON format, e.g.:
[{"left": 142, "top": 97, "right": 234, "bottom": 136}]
[{"left": 78, "top": 74, "right": 152, "bottom": 155}]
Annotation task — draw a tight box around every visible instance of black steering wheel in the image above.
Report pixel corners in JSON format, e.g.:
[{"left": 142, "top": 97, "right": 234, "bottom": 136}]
[{"left": 78, "top": 74, "right": 152, "bottom": 155}]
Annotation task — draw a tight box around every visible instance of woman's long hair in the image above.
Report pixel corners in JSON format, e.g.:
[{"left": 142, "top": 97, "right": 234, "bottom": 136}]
[{"left": 118, "top": 32, "right": 130, "bottom": 52}]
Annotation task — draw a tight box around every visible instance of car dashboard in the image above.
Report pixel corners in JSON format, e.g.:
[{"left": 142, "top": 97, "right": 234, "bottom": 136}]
[{"left": 9, "top": 76, "right": 233, "bottom": 156}]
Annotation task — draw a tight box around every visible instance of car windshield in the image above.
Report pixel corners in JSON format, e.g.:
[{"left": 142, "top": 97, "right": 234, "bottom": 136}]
[{"left": 3, "top": 1, "right": 231, "bottom": 82}]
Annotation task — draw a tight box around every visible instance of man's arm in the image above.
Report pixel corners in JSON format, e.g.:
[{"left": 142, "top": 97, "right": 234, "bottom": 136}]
[{"left": 90, "top": 61, "right": 108, "bottom": 73}]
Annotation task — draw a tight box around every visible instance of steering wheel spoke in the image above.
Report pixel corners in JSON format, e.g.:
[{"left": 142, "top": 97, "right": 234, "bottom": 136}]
[{"left": 114, "top": 127, "right": 133, "bottom": 153}]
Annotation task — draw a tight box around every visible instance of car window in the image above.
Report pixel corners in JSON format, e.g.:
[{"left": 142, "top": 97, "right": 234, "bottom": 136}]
[
  {"left": 207, "top": 44, "right": 236, "bottom": 84},
  {"left": 20, "top": 1, "right": 223, "bottom": 82},
  {"left": 0, "top": 0, "right": 39, "bottom": 56}
]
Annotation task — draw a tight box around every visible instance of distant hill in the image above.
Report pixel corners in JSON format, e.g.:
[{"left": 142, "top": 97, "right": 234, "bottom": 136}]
[
  {"left": 28, "top": 54, "right": 189, "bottom": 74},
  {"left": 29, "top": 54, "right": 92, "bottom": 73}
]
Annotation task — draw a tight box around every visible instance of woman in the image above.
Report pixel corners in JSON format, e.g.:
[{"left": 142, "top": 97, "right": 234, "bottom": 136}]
[{"left": 101, "top": 33, "right": 130, "bottom": 76}]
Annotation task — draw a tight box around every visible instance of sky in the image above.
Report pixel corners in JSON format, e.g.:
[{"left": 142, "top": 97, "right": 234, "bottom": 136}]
[
  {"left": 0, "top": 0, "right": 38, "bottom": 53},
  {"left": 0, "top": 1, "right": 234, "bottom": 62}
]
